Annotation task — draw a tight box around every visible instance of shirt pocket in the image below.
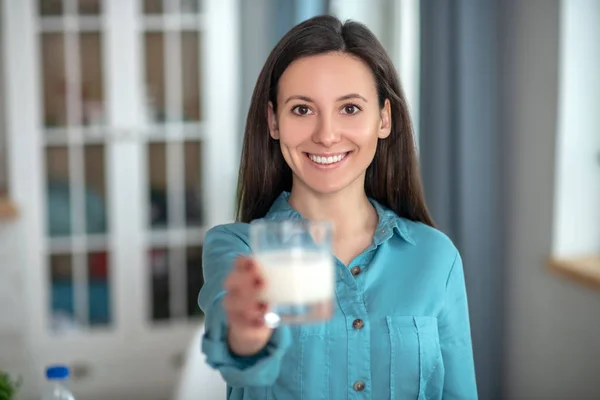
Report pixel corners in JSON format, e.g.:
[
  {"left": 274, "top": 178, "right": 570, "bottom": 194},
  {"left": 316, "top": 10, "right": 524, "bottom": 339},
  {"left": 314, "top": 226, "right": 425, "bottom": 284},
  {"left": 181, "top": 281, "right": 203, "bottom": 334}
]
[{"left": 386, "top": 316, "right": 444, "bottom": 400}]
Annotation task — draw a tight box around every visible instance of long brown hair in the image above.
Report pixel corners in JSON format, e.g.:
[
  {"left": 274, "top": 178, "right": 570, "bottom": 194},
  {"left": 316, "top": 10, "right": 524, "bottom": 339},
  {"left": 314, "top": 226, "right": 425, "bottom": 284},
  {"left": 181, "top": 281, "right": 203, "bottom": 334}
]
[{"left": 236, "top": 15, "right": 434, "bottom": 227}]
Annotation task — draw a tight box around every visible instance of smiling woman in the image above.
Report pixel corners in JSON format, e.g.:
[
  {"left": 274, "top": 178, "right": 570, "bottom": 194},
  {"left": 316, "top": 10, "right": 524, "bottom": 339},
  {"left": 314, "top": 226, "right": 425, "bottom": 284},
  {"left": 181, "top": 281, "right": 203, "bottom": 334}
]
[
  {"left": 237, "top": 24, "right": 430, "bottom": 226},
  {"left": 199, "top": 14, "right": 478, "bottom": 400}
]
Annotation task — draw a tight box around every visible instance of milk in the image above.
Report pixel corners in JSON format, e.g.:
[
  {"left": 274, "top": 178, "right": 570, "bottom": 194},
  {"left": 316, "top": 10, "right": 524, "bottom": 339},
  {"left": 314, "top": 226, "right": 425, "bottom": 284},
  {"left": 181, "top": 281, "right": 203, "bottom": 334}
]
[{"left": 255, "top": 250, "right": 334, "bottom": 304}]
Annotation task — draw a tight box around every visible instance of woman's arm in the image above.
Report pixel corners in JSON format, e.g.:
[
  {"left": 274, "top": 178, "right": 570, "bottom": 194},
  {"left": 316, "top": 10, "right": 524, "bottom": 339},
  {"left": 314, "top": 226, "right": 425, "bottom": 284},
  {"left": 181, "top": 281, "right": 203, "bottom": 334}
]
[
  {"left": 198, "top": 224, "right": 291, "bottom": 387},
  {"left": 438, "top": 250, "right": 479, "bottom": 399}
]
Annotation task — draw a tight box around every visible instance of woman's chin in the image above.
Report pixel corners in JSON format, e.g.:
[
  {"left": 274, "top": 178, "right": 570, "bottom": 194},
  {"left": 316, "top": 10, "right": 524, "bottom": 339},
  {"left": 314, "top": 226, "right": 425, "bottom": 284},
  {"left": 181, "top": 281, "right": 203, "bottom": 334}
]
[{"left": 299, "top": 178, "right": 356, "bottom": 197}]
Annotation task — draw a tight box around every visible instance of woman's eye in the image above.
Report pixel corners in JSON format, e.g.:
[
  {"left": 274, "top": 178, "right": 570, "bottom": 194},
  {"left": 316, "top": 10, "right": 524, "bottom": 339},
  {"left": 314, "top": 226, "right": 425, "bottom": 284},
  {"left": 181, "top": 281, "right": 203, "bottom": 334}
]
[
  {"left": 292, "top": 105, "right": 312, "bottom": 115},
  {"left": 341, "top": 104, "right": 360, "bottom": 115}
]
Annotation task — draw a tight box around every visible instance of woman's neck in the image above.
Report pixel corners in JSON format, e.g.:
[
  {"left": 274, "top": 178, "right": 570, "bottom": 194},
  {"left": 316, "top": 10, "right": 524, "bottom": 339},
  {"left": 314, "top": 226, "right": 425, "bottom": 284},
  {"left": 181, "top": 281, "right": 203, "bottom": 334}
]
[{"left": 288, "top": 184, "right": 378, "bottom": 240}]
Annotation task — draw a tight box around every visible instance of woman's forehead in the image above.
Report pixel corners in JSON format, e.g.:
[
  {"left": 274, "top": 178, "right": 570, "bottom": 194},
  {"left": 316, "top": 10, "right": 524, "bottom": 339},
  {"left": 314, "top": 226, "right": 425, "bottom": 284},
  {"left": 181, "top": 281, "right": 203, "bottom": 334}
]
[{"left": 277, "top": 53, "right": 377, "bottom": 100}]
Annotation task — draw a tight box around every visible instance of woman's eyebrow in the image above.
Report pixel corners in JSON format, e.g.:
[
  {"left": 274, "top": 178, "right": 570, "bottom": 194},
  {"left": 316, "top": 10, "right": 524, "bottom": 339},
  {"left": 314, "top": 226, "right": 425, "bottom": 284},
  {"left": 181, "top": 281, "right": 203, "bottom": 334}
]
[
  {"left": 284, "top": 95, "right": 314, "bottom": 104},
  {"left": 337, "top": 93, "right": 368, "bottom": 102},
  {"left": 283, "top": 93, "right": 368, "bottom": 104}
]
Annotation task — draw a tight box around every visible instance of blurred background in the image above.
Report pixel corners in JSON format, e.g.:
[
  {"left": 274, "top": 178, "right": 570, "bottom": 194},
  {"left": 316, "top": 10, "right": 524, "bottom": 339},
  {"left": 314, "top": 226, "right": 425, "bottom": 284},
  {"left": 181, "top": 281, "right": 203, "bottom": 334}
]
[{"left": 0, "top": 0, "right": 598, "bottom": 399}]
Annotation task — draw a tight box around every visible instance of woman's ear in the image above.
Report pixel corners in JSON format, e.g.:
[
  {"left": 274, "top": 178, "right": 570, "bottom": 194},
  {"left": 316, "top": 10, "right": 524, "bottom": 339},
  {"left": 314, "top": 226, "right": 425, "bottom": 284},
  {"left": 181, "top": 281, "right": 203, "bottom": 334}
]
[
  {"left": 268, "top": 102, "right": 279, "bottom": 140},
  {"left": 378, "top": 99, "right": 392, "bottom": 139}
]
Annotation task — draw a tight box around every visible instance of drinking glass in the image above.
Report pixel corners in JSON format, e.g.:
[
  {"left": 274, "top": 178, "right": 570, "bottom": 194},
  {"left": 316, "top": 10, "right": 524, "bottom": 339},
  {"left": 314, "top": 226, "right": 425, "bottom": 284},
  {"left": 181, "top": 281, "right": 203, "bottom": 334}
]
[{"left": 249, "top": 219, "right": 334, "bottom": 328}]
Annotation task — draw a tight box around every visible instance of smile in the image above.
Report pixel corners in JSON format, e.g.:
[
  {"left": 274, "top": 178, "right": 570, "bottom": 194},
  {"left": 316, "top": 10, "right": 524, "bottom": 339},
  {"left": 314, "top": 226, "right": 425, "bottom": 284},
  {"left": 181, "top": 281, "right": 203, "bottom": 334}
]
[{"left": 306, "top": 152, "right": 350, "bottom": 166}]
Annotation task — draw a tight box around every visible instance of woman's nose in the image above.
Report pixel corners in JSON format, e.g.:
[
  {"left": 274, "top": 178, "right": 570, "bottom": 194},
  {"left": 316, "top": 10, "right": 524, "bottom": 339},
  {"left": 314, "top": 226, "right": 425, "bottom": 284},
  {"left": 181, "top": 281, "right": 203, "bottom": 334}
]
[{"left": 311, "top": 115, "right": 341, "bottom": 147}]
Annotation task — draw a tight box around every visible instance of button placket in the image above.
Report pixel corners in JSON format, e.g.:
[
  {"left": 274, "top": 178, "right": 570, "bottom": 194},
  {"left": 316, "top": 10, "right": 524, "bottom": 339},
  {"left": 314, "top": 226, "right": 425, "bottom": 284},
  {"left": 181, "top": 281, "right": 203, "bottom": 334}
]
[
  {"left": 336, "top": 257, "right": 371, "bottom": 399},
  {"left": 350, "top": 266, "right": 361, "bottom": 276},
  {"left": 353, "top": 381, "right": 366, "bottom": 392},
  {"left": 352, "top": 318, "right": 364, "bottom": 330}
]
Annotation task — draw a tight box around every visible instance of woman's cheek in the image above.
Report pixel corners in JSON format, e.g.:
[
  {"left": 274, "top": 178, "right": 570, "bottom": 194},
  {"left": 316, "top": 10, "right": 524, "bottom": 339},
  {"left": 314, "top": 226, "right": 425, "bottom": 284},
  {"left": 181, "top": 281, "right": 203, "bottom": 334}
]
[{"left": 279, "top": 118, "right": 316, "bottom": 146}]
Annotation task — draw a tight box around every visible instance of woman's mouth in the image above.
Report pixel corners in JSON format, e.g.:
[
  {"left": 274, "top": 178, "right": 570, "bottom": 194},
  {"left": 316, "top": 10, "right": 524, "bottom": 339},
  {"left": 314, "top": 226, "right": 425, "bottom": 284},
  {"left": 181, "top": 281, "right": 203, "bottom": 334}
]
[{"left": 305, "top": 152, "right": 350, "bottom": 167}]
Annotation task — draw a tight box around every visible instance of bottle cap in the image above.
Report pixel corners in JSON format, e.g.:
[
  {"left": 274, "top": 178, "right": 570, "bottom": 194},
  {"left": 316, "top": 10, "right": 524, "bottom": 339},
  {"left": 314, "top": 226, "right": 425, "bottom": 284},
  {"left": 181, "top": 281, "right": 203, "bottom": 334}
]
[{"left": 46, "top": 365, "right": 69, "bottom": 380}]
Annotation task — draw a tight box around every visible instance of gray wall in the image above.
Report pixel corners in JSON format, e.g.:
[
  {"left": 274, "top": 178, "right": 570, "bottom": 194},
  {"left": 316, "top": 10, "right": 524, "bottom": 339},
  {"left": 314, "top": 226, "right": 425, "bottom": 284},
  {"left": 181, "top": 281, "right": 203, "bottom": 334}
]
[
  {"left": 500, "top": 0, "right": 600, "bottom": 398},
  {"left": 0, "top": 1, "right": 6, "bottom": 194}
]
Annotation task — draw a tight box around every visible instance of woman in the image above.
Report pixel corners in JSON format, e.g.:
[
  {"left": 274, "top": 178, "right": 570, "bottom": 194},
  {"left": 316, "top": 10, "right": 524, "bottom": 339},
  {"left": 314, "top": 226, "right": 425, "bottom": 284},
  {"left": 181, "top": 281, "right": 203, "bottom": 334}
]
[{"left": 198, "top": 15, "right": 478, "bottom": 400}]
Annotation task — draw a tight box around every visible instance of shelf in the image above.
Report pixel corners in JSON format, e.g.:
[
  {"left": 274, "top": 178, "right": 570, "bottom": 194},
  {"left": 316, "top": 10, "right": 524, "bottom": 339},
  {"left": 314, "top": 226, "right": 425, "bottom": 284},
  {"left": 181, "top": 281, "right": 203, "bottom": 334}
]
[
  {"left": 548, "top": 255, "right": 600, "bottom": 291},
  {"left": 0, "top": 197, "right": 18, "bottom": 220}
]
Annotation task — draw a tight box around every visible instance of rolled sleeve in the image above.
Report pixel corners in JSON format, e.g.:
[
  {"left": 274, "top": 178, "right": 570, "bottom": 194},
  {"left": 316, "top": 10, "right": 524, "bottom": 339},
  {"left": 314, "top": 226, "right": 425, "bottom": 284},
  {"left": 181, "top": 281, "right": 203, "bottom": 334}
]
[{"left": 198, "top": 224, "right": 291, "bottom": 387}]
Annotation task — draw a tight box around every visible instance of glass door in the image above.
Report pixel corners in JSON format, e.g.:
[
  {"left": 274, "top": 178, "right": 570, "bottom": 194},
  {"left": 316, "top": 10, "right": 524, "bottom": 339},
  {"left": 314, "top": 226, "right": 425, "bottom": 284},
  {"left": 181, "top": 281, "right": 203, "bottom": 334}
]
[
  {"left": 4, "top": 0, "right": 239, "bottom": 397},
  {"left": 17, "top": 0, "right": 134, "bottom": 396},
  {"left": 142, "top": 0, "right": 206, "bottom": 327},
  {"left": 129, "top": 0, "right": 210, "bottom": 380},
  {"left": 40, "top": 0, "right": 111, "bottom": 336}
]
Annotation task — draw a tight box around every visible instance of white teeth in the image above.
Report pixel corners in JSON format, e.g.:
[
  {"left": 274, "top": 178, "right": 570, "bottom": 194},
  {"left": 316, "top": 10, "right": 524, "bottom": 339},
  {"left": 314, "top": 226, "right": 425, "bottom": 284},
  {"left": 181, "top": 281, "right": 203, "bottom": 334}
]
[{"left": 309, "top": 153, "right": 347, "bottom": 165}]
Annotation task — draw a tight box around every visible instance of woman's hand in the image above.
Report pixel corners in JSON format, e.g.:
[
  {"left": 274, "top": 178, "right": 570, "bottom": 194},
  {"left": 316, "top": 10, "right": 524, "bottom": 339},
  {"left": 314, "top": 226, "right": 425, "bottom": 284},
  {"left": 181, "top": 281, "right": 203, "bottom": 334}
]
[{"left": 223, "top": 256, "right": 273, "bottom": 357}]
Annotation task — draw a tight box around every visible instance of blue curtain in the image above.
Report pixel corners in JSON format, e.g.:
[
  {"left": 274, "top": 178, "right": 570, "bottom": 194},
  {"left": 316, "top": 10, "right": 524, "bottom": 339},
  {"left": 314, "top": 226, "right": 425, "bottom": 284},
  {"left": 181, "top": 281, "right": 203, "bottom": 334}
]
[{"left": 420, "top": 1, "right": 505, "bottom": 399}]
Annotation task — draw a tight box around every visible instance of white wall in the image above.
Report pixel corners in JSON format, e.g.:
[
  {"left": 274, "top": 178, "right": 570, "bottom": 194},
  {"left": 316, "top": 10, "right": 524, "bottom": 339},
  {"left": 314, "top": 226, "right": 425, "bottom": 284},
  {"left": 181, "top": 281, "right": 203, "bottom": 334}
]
[
  {"left": 501, "top": 0, "right": 600, "bottom": 398},
  {"left": 0, "top": 1, "right": 43, "bottom": 397},
  {"left": 0, "top": 221, "right": 39, "bottom": 399},
  {"left": 552, "top": 0, "right": 600, "bottom": 257}
]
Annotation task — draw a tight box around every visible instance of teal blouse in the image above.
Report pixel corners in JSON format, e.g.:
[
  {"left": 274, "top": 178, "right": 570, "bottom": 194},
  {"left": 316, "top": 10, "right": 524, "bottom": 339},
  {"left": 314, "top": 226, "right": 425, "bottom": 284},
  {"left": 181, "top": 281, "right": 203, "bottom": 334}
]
[{"left": 199, "top": 192, "right": 478, "bottom": 399}]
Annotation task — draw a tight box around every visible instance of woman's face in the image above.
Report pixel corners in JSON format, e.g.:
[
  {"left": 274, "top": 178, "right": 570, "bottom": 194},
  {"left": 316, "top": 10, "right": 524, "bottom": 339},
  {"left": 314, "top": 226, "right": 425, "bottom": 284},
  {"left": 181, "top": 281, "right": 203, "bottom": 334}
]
[{"left": 268, "top": 52, "right": 391, "bottom": 197}]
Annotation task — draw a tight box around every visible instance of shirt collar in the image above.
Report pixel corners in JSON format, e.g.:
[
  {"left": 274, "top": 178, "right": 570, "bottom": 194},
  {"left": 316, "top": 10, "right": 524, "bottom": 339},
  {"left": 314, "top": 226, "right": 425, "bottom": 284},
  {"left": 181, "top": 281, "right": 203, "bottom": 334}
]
[{"left": 263, "top": 191, "right": 415, "bottom": 245}]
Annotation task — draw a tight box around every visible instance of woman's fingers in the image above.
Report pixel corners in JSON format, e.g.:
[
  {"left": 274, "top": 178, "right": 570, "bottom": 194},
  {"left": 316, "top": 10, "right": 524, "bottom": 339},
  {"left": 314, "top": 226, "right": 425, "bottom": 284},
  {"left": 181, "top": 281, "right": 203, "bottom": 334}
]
[
  {"left": 223, "top": 256, "right": 268, "bottom": 327},
  {"left": 227, "top": 302, "right": 269, "bottom": 328},
  {"left": 223, "top": 284, "right": 268, "bottom": 314},
  {"left": 225, "top": 258, "right": 265, "bottom": 298},
  {"left": 224, "top": 257, "right": 264, "bottom": 293},
  {"left": 223, "top": 258, "right": 248, "bottom": 293}
]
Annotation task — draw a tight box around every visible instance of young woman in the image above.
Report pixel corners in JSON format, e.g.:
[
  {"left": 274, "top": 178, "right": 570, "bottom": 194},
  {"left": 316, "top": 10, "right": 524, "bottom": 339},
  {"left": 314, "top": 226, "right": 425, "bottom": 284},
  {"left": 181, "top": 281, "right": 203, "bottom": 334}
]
[{"left": 198, "top": 15, "right": 478, "bottom": 400}]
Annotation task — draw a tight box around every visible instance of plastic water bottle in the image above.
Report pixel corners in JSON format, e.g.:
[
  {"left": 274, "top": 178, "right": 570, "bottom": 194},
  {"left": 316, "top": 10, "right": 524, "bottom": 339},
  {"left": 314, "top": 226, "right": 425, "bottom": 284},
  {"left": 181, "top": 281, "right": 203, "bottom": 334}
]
[{"left": 40, "top": 365, "right": 76, "bottom": 400}]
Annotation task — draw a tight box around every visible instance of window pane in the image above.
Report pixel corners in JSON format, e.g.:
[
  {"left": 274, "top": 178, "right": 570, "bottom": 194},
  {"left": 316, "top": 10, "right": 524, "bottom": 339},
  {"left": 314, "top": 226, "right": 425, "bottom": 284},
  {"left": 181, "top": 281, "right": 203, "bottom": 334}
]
[
  {"left": 40, "top": 0, "right": 63, "bottom": 16},
  {"left": 144, "top": 0, "right": 163, "bottom": 14},
  {"left": 186, "top": 246, "right": 204, "bottom": 318},
  {"left": 50, "top": 254, "right": 75, "bottom": 332},
  {"left": 149, "top": 248, "right": 170, "bottom": 321},
  {"left": 88, "top": 251, "right": 111, "bottom": 326},
  {"left": 80, "top": 33, "right": 105, "bottom": 126},
  {"left": 181, "top": 31, "right": 202, "bottom": 122},
  {"left": 148, "top": 142, "right": 169, "bottom": 228},
  {"left": 184, "top": 141, "right": 203, "bottom": 226},
  {"left": 78, "top": 0, "right": 101, "bottom": 15},
  {"left": 84, "top": 145, "right": 107, "bottom": 234},
  {"left": 46, "top": 146, "right": 71, "bottom": 237},
  {"left": 180, "top": 0, "right": 202, "bottom": 13},
  {"left": 144, "top": 33, "right": 166, "bottom": 123},
  {"left": 41, "top": 33, "right": 67, "bottom": 128}
]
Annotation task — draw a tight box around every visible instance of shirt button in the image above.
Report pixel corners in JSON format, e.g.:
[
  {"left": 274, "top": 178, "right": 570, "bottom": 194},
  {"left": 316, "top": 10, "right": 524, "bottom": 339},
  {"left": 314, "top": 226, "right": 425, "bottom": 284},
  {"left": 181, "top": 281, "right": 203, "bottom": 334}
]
[
  {"left": 350, "top": 266, "right": 361, "bottom": 276},
  {"left": 352, "top": 319, "right": 364, "bottom": 330},
  {"left": 353, "top": 381, "right": 365, "bottom": 392}
]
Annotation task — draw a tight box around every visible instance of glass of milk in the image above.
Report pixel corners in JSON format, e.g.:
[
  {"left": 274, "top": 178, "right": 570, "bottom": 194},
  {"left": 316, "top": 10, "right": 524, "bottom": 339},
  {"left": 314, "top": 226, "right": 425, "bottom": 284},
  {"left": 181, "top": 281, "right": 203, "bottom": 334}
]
[{"left": 249, "top": 219, "right": 334, "bottom": 328}]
